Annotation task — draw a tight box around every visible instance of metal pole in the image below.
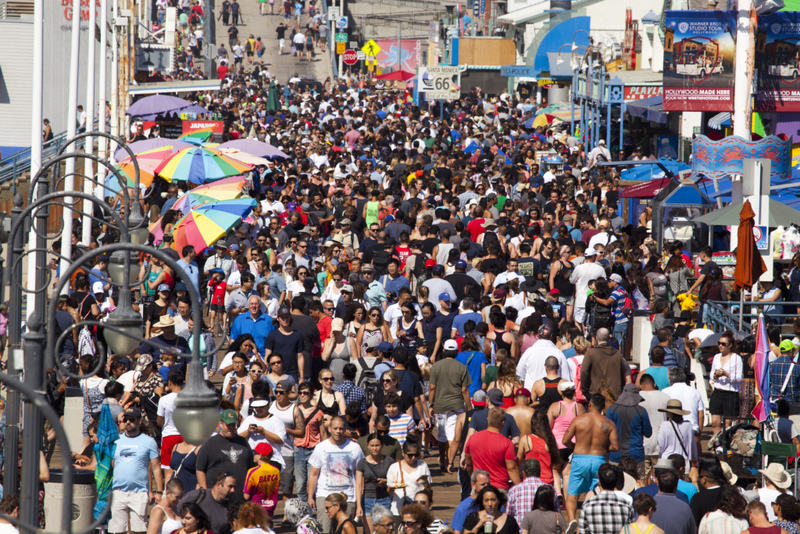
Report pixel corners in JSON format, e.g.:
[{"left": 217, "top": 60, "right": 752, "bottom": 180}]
[
  {"left": 397, "top": 23, "right": 401, "bottom": 72},
  {"left": 99, "top": 0, "right": 109, "bottom": 189},
  {"left": 84, "top": 0, "right": 98, "bottom": 245},
  {"left": 26, "top": 0, "right": 44, "bottom": 319},
  {"left": 60, "top": 0, "right": 83, "bottom": 283},
  {"left": 733, "top": 0, "right": 754, "bottom": 139},
  {"left": 20, "top": 200, "right": 48, "bottom": 532},
  {"left": 204, "top": 0, "right": 212, "bottom": 76},
  {"left": 3, "top": 195, "right": 23, "bottom": 499},
  {"left": 110, "top": 0, "right": 119, "bottom": 156},
  {"left": 337, "top": 0, "right": 344, "bottom": 76}
]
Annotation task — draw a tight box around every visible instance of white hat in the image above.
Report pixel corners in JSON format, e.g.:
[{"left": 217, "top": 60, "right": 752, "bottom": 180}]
[
  {"left": 443, "top": 340, "right": 458, "bottom": 351},
  {"left": 92, "top": 281, "right": 105, "bottom": 294},
  {"left": 759, "top": 463, "right": 792, "bottom": 489}
]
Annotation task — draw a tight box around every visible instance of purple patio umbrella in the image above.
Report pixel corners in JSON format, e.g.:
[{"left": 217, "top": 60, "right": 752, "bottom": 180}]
[
  {"left": 126, "top": 95, "right": 197, "bottom": 120},
  {"left": 113, "top": 137, "right": 194, "bottom": 161},
  {"left": 217, "top": 139, "right": 290, "bottom": 160}
]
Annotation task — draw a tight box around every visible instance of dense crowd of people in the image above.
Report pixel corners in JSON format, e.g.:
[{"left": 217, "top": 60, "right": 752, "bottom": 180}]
[{"left": 11, "top": 18, "right": 800, "bottom": 534}]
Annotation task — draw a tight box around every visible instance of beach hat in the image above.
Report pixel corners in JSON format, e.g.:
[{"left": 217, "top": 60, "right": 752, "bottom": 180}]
[
  {"left": 759, "top": 463, "right": 792, "bottom": 489},
  {"left": 653, "top": 458, "right": 677, "bottom": 473},
  {"left": 558, "top": 381, "right": 576, "bottom": 392},
  {"left": 331, "top": 318, "right": 344, "bottom": 332},
  {"left": 152, "top": 315, "right": 176, "bottom": 329},
  {"left": 720, "top": 461, "right": 738, "bottom": 485},
  {"left": 658, "top": 399, "right": 690, "bottom": 416}
]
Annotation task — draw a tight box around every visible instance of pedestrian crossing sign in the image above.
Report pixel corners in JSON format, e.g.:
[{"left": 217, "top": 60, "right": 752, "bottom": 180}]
[{"left": 361, "top": 40, "right": 381, "bottom": 57}]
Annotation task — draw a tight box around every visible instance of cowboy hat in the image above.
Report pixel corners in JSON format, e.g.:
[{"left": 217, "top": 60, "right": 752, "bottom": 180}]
[
  {"left": 720, "top": 461, "right": 738, "bottom": 485},
  {"left": 759, "top": 463, "right": 792, "bottom": 489},
  {"left": 151, "top": 316, "right": 177, "bottom": 330},
  {"left": 658, "top": 399, "right": 690, "bottom": 416}
]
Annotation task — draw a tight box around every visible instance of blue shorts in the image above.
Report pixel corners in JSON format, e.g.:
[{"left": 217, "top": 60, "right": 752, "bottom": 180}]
[
  {"left": 363, "top": 496, "right": 391, "bottom": 516},
  {"left": 568, "top": 454, "right": 606, "bottom": 496}
]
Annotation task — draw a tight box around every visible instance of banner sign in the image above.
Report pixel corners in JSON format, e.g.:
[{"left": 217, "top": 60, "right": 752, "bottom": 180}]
[
  {"left": 182, "top": 120, "right": 224, "bottom": 134},
  {"left": 756, "top": 12, "right": 800, "bottom": 112},
  {"left": 624, "top": 86, "right": 663, "bottom": 100},
  {"left": 663, "top": 10, "right": 735, "bottom": 112},
  {"left": 690, "top": 134, "right": 791, "bottom": 182}
]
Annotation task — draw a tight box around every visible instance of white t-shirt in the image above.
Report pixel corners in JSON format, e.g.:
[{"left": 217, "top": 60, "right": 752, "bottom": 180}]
[
  {"left": 238, "top": 414, "right": 287, "bottom": 469},
  {"left": 662, "top": 382, "right": 706, "bottom": 432},
  {"left": 308, "top": 439, "right": 364, "bottom": 500},
  {"left": 569, "top": 262, "right": 606, "bottom": 309},
  {"left": 0, "top": 522, "right": 19, "bottom": 534},
  {"left": 156, "top": 392, "right": 180, "bottom": 437}
]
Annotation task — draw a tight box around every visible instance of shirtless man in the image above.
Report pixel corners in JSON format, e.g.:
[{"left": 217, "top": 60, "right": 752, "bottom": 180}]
[
  {"left": 505, "top": 388, "right": 534, "bottom": 437},
  {"left": 561, "top": 393, "right": 620, "bottom": 527}
]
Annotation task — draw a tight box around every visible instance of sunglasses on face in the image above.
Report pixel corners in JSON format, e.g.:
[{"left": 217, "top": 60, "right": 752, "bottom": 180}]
[
  {"left": 321, "top": 376, "right": 334, "bottom": 382},
  {"left": 275, "top": 390, "right": 287, "bottom": 395}
]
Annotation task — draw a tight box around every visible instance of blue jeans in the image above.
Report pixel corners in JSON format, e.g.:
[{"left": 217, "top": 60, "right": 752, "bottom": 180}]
[
  {"left": 294, "top": 446, "right": 314, "bottom": 502},
  {"left": 613, "top": 320, "right": 628, "bottom": 353}
]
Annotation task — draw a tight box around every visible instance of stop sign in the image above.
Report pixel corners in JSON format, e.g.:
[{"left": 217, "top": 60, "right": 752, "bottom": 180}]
[{"left": 343, "top": 49, "right": 358, "bottom": 65}]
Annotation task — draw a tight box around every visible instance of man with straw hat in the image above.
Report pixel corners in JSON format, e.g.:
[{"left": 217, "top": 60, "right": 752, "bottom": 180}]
[
  {"left": 758, "top": 463, "right": 793, "bottom": 521},
  {"left": 657, "top": 399, "right": 697, "bottom": 464}
]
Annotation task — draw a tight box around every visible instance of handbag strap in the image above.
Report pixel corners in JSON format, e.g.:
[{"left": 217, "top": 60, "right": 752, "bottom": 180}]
[
  {"left": 170, "top": 445, "right": 198, "bottom": 481},
  {"left": 670, "top": 420, "right": 689, "bottom": 458}
]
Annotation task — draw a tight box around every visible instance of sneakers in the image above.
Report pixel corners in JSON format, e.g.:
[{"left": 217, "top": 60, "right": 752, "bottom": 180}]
[{"left": 565, "top": 520, "right": 577, "bottom": 534}]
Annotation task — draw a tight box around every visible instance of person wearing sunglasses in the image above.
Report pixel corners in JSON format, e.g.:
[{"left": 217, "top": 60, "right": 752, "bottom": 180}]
[
  {"left": 398, "top": 503, "right": 434, "bottom": 534},
  {"left": 386, "top": 438, "right": 431, "bottom": 516},
  {"left": 709, "top": 331, "right": 743, "bottom": 437},
  {"left": 413, "top": 489, "right": 447, "bottom": 534},
  {"left": 109, "top": 407, "right": 164, "bottom": 534}
]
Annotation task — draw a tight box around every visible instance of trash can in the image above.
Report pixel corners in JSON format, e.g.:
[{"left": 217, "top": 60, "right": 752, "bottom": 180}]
[
  {"left": 63, "top": 386, "right": 85, "bottom": 453},
  {"left": 44, "top": 468, "right": 97, "bottom": 532}
]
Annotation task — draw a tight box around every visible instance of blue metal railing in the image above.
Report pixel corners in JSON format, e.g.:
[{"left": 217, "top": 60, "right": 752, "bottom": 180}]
[
  {"left": 704, "top": 299, "right": 800, "bottom": 337},
  {"left": 0, "top": 131, "right": 86, "bottom": 186}
]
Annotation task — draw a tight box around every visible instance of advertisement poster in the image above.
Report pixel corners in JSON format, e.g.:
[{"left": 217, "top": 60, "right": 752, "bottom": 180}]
[
  {"left": 376, "top": 40, "right": 422, "bottom": 72},
  {"left": 755, "top": 12, "right": 800, "bottom": 112},
  {"left": 663, "top": 11, "right": 736, "bottom": 112}
]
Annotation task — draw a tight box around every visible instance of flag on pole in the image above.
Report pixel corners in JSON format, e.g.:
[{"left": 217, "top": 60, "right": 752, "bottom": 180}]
[{"left": 751, "top": 313, "right": 773, "bottom": 423}]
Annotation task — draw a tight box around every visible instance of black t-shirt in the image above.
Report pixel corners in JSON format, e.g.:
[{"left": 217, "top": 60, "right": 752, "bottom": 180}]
[
  {"left": 699, "top": 260, "right": 718, "bottom": 291},
  {"left": 55, "top": 310, "right": 76, "bottom": 356},
  {"left": 73, "top": 291, "right": 97, "bottom": 320},
  {"left": 517, "top": 257, "right": 541, "bottom": 283},
  {"left": 344, "top": 415, "right": 369, "bottom": 438},
  {"left": 290, "top": 312, "right": 319, "bottom": 361},
  {"left": 435, "top": 167, "right": 453, "bottom": 182},
  {"left": 482, "top": 258, "right": 506, "bottom": 275},
  {"left": 195, "top": 433, "right": 254, "bottom": 499},
  {"left": 145, "top": 303, "right": 166, "bottom": 326},
  {"left": 265, "top": 329, "right": 305, "bottom": 378},
  {"left": 276, "top": 25, "right": 287, "bottom": 39},
  {"left": 372, "top": 388, "right": 414, "bottom": 416},
  {"left": 421, "top": 237, "right": 439, "bottom": 256}
]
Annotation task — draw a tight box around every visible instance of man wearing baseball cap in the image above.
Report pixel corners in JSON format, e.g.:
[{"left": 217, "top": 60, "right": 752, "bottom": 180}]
[
  {"left": 569, "top": 247, "right": 606, "bottom": 326},
  {"left": 506, "top": 387, "right": 535, "bottom": 438},
  {"left": 770, "top": 339, "right": 800, "bottom": 402},
  {"left": 196, "top": 409, "right": 254, "bottom": 499},
  {"left": 243, "top": 442, "right": 282, "bottom": 519},
  {"left": 430, "top": 339, "right": 472, "bottom": 472},
  {"left": 109, "top": 407, "right": 163, "bottom": 534},
  {"left": 608, "top": 273, "right": 630, "bottom": 350}
]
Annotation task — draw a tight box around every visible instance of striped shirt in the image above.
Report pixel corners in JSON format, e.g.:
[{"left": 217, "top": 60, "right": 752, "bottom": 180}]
[{"left": 387, "top": 413, "right": 415, "bottom": 445}]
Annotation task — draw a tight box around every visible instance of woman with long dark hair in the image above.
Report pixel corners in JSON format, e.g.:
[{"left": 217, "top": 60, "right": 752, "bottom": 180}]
[
  {"left": 520, "top": 485, "right": 566, "bottom": 534},
  {"left": 517, "top": 410, "right": 563, "bottom": 487}
]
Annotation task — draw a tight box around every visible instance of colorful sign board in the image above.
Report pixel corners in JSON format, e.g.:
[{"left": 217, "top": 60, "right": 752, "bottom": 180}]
[
  {"left": 336, "top": 42, "right": 346, "bottom": 54},
  {"left": 375, "top": 39, "right": 422, "bottom": 72},
  {"left": 624, "top": 86, "right": 663, "bottom": 100},
  {"left": 335, "top": 32, "right": 347, "bottom": 42},
  {"left": 756, "top": 12, "right": 800, "bottom": 112},
  {"left": 182, "top": 120, "right": 224, "bottom": 134},
  {"left": 663, "top": 10, "right": 736, "bottom": 112}
]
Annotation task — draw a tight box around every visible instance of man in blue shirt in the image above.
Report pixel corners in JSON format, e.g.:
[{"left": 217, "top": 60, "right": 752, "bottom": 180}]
[
  {"left": 89, "top": 255, "right": 110, "bottom": 293},
  {"left": 770, "top": 340, "right": 800, "bottom": 403},
  {"left": 110, "top": 407, "right": 162, "bottom": 534},
  {"left": 230, "top": 295, "right": 276, "bottom": 353},
  {"left": 176, "top": 245, "right": 200, "bottom": 299},
  {"left": 609, "top": 274, "right": 630, "bottom": 350},
  {"left": 605, "top": 384, "right": 652, "bottom": 464},
  {"left": 452, "top": 469, "right": 490, "bottom": 534}
]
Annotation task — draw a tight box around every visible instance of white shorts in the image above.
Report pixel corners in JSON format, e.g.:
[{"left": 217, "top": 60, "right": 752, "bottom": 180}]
[
  {"left": 435, "top": 410, "right": 463, "bottom": 442},
  {"left": 279, "top": 38, "right": 285, "bottom": 48},
  {"left": 108, "top": 490, "right": 149, "bottom": 533},
  {"left": 574, "top": 306, "right": 587, "bottom": 324}
]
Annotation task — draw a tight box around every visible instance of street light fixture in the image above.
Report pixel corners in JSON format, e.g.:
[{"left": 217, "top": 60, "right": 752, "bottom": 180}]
[{"left": 173, "top": 361, "right": 221, "bottom": 445}]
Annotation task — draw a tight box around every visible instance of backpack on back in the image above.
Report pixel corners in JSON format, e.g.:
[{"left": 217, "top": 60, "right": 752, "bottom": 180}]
[{"left": 355, "top": 356, "right": 379, "bottom": 407}]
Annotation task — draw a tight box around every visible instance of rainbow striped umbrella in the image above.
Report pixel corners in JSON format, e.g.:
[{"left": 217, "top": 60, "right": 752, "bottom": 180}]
[
  {"left": 172, "top": 198, "right": 257, "bottom": 252},
  {"left": 115, "top": 146, "right": 176, "bottom": 188},
  {"left": 171, "top": 175, "right": 247, "bottom": 215},
  {"left": 751, "top": 314, "right": 773, "bottom": 423},
  {"left": 154, "top": 147, "right": 253, "bottom": 185},
  {"left": 178, "top": 127, "right": 217, "bottom": 145}
]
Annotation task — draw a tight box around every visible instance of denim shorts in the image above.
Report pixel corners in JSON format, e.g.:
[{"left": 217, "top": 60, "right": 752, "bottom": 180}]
[{"left": 363, "top": 496, "right": 391, "bottom": 516}]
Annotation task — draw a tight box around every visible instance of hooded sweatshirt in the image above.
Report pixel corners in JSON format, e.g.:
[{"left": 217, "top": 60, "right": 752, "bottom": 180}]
[{"left": 579, "top": 343, "right": 628, "bottom": 401}]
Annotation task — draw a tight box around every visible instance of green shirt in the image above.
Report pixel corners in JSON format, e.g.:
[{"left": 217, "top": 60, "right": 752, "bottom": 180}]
[{"left": 430, "top": 357, "right": 471, "bottom": 414}]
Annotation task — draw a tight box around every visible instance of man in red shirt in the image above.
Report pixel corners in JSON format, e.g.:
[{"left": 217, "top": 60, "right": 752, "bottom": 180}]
[{"left": 463, "top": 407, "right": 520, "bottom": 490}]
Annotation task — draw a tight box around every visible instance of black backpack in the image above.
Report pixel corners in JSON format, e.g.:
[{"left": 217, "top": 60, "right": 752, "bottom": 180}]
[
  {"left": 371, "top": 249, "right": 392, "bottom": 276},
  {"left": 355, "top": 356, "right": 379, "bottom": 407}
]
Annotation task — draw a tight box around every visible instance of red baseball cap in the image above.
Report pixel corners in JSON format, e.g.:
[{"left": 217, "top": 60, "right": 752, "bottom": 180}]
[{"left": 254, "top": 442, "right": 273, "bottom": 458}]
